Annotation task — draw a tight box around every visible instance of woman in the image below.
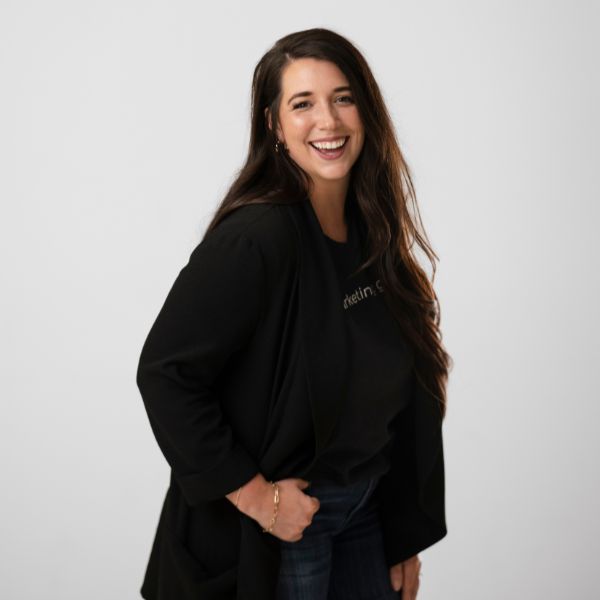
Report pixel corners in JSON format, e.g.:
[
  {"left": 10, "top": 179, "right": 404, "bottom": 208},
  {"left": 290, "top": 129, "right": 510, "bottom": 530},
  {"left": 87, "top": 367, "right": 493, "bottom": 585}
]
[{"left": 136, "top": 28, "right": 450, "bottom": 600}]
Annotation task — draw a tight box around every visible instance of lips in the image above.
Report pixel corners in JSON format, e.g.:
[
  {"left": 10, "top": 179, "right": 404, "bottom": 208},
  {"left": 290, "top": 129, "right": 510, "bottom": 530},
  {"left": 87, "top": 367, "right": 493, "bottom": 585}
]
[{"left": 308, "top": 136, "right": 349, "bottom": 161}]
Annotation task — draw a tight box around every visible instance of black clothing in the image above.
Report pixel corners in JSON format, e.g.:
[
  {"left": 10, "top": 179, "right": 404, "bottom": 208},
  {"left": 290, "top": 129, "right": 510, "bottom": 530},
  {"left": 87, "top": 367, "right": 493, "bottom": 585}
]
[
  {"left": 135, "top": 196, "right": 447, "bottom": 600},
  {"left": 302, "top": 200, "right": 415, "bottom": 486}
]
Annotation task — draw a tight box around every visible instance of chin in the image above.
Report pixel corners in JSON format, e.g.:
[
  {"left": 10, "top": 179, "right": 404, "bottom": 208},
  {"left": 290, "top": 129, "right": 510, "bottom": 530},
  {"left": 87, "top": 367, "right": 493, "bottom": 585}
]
[{"left": 313, "top": 171, "right": 351, "bottom": 183}]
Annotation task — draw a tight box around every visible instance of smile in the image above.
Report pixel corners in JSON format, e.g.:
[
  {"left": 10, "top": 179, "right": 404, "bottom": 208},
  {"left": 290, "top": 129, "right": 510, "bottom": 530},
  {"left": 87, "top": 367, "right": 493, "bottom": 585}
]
[{"left": 308, "top": 136, "right": 349, "bottom": 160}]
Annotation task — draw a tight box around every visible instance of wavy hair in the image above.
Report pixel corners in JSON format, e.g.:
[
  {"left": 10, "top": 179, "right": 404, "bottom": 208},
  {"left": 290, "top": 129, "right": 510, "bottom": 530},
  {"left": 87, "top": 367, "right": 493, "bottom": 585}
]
[{"left": 204, "top": 27, "right": 452, "bottom": 420}]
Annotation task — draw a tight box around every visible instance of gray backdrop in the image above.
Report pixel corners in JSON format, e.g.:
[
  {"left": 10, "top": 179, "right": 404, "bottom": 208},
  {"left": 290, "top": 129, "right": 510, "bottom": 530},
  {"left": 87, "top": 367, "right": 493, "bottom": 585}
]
[{"left": 1, "top": 1, "right": 598, "bottom": 598}]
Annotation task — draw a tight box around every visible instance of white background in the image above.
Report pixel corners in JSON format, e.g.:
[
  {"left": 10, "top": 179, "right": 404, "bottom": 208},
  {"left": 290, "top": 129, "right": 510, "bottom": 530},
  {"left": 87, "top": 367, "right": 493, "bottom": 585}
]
[{"left": 1, "top": 1, "right": 599, "bottom": 598}]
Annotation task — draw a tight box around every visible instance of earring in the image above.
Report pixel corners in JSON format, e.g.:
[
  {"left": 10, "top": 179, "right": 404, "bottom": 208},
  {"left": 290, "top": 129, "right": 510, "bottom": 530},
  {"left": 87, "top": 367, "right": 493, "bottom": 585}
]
[{"left": 274, "top": 139, "right": 282, "bottom": 153}]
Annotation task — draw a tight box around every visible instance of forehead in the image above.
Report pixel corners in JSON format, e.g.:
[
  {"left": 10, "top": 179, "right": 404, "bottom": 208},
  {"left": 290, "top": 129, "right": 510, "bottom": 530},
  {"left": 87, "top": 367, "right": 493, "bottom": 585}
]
[{"left": 281, "top": 58, "right": 349, "bottom": 93}]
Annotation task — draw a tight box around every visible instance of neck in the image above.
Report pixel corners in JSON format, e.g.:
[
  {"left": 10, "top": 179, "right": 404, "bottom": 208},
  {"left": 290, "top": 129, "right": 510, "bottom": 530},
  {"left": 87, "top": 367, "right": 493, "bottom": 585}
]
[{"left": 308, "top": 179, "right": 350, "bottom": 237}]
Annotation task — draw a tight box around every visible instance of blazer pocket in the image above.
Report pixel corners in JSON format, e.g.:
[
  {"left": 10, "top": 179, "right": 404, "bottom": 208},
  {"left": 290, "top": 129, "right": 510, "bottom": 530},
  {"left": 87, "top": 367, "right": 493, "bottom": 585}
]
[{"left": 163, "top": 522, "right": 238, "bottom": 599}]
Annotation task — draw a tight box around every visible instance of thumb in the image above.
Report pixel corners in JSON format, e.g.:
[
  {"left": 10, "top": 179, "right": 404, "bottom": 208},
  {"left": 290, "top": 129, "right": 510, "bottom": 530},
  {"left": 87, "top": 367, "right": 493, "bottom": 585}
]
[
  {"left": 297, "top": 479, "right": 311, "bottom": 489},
  {"left": 390, "top": 565, "right": 403, "bottom": 592}
]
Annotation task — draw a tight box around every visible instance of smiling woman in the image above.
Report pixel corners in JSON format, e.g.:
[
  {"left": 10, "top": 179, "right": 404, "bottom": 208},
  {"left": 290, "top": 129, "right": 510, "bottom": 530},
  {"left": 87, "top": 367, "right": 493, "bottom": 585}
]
[
  {"left": 264, "top": 58, "right": 365, "bottom": 229},
  {"left": 136, "top": 26, "right": 450, "bottom": 600}
]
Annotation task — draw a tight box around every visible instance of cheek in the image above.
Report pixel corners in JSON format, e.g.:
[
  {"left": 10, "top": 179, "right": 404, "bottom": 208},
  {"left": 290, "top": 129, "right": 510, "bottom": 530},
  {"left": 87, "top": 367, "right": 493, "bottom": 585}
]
[
  {"left": 350, "top": 114, "right": 365, "bottom": 140},
  {"left": 287, "top": 116, "right": 311, "bottom": 139},
  {"left": 355, "top": 132, "right": 365, "bottom": 151},
  {"left": 352, "top": 121, "right": 365, "bottom": 148}
]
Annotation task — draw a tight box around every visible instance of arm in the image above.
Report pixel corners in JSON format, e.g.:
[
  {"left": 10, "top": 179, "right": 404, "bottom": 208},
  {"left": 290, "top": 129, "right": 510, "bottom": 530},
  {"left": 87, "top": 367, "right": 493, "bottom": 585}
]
[
  {"left": 224, "top": 471, "right": 272, "bottom": 518},
  {"left": 136, "top": 231, "right": 266, "bottom": 506},
  {"left": 377, "top": 378, "right": 447, "bottom": 566}
]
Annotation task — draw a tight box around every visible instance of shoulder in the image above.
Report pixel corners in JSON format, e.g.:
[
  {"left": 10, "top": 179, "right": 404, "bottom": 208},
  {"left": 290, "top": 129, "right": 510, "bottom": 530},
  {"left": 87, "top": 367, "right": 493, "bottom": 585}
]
[
  {"left": 196, "top": 202, "right": 299, "bottom": 278},
  {"left": 205, "top": 201, "right": 298, "bottom": 258}
]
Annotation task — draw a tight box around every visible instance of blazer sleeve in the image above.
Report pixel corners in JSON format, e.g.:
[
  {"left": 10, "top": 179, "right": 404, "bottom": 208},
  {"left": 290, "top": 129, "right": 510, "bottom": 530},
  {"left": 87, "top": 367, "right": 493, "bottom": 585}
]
[
  {"left": 376, "top": 380, "right": 447, "bottom": 566},
  {"left": 136, "top": 230, "right": 265, "bottom": 506}
]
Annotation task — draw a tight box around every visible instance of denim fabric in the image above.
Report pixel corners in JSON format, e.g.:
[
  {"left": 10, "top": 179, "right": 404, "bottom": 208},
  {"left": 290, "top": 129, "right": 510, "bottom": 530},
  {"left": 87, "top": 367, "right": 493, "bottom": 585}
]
[{"left": 275, "top": 476, "right": 400, "bottom": 600}]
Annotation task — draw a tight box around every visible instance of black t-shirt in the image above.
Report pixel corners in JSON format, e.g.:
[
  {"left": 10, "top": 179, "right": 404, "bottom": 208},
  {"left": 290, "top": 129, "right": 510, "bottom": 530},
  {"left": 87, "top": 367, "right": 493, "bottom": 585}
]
[{"left": 300, "top": 200, "right": 415, "bottom": 486}]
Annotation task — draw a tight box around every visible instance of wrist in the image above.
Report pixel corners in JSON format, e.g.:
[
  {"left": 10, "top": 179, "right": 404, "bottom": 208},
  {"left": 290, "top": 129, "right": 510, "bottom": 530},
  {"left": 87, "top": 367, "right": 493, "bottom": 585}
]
[{"left": 232, "top": 473, "right": 271, "bottom": 519}]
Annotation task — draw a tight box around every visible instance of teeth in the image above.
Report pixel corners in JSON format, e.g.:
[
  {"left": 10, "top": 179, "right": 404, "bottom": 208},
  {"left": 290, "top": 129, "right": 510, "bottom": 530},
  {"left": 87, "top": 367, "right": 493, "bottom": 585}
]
[{"left": 310, "top": 137, "right": 347, "bottom": 150}]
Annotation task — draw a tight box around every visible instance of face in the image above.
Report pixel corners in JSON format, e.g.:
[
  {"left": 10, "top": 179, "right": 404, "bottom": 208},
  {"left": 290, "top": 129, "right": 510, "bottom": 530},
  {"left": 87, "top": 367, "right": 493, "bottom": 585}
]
[{"left": 267, "top": 58, "right": 365, "bottom": 193}]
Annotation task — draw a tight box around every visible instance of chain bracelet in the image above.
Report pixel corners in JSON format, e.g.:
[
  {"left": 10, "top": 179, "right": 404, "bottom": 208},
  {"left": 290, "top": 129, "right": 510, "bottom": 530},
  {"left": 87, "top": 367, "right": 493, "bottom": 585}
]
[{"left": 262, "top": 481, "right": 280, "bottom": 533}]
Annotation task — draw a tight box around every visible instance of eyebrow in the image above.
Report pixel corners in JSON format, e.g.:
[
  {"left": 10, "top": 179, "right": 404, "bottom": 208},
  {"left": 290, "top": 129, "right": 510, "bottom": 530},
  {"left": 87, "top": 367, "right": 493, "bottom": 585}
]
[{"left": 287, "top": 86, "right": 352, "bottom": 105}]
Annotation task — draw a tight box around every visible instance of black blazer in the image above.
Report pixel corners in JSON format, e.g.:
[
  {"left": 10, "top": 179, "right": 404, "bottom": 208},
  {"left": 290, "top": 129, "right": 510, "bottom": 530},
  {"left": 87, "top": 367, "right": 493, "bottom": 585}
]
[{"left": 136, "top": 197, "right": 447, "bottom": 600}]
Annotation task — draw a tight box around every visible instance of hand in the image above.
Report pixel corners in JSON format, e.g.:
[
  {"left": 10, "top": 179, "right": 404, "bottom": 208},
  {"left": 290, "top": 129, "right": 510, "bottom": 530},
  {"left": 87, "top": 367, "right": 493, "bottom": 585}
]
[
  {"left": 241, "top": 477, "right": 320, "bottom": 542},
  {"left": 389, "top": 554, "right": 421, "bottom": 599}
]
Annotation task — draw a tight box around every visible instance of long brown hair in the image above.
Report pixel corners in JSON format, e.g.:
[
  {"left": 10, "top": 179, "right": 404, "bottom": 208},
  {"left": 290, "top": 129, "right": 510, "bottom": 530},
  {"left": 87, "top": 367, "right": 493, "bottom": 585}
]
[{"left": 204, "top": 27, "right": 452, "bottom": 420}]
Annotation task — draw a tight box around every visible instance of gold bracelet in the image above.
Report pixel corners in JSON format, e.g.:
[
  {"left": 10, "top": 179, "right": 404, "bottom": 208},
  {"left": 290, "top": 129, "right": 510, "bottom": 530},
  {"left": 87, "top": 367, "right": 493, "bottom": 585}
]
[{"left": 262, "top": 481, "right": 280, "bottom": 533}]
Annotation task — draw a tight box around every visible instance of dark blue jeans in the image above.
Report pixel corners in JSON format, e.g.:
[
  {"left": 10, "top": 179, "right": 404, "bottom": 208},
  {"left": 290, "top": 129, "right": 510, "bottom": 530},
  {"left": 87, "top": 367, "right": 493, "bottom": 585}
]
[{"left": 275, "top": 476, "right": 399, "bottom": 600}]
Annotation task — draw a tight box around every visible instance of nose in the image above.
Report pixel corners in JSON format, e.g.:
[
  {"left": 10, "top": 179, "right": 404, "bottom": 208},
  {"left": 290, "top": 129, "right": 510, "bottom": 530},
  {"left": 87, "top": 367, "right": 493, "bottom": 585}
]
[{"left": 314, "top": 100, "right": 340, "bottom": 130}]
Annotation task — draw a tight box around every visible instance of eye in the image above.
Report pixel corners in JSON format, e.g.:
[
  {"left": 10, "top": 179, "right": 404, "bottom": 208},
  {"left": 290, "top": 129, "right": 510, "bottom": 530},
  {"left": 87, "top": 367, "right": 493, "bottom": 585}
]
[{"left": 292, "top": 96, "right": 355, "bottom": 111}]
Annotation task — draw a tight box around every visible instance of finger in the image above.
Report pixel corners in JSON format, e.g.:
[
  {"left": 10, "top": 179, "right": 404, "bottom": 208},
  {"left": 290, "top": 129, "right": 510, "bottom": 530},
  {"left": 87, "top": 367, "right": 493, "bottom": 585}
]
[
  {"left": 298, "top": 479, "right": 311, "bottom": 489},
  {"left": 403, "top": 563, "right": 420, "bottom": 600}
]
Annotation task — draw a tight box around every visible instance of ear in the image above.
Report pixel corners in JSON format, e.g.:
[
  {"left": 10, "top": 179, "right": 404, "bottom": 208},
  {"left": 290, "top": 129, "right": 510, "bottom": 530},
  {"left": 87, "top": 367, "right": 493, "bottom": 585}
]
[
  {"left": 264, "top": 107, "right": 283, "bottom": 141},
  {"left": 264, "top": 107, "right": 273, "bottom": 132}
]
